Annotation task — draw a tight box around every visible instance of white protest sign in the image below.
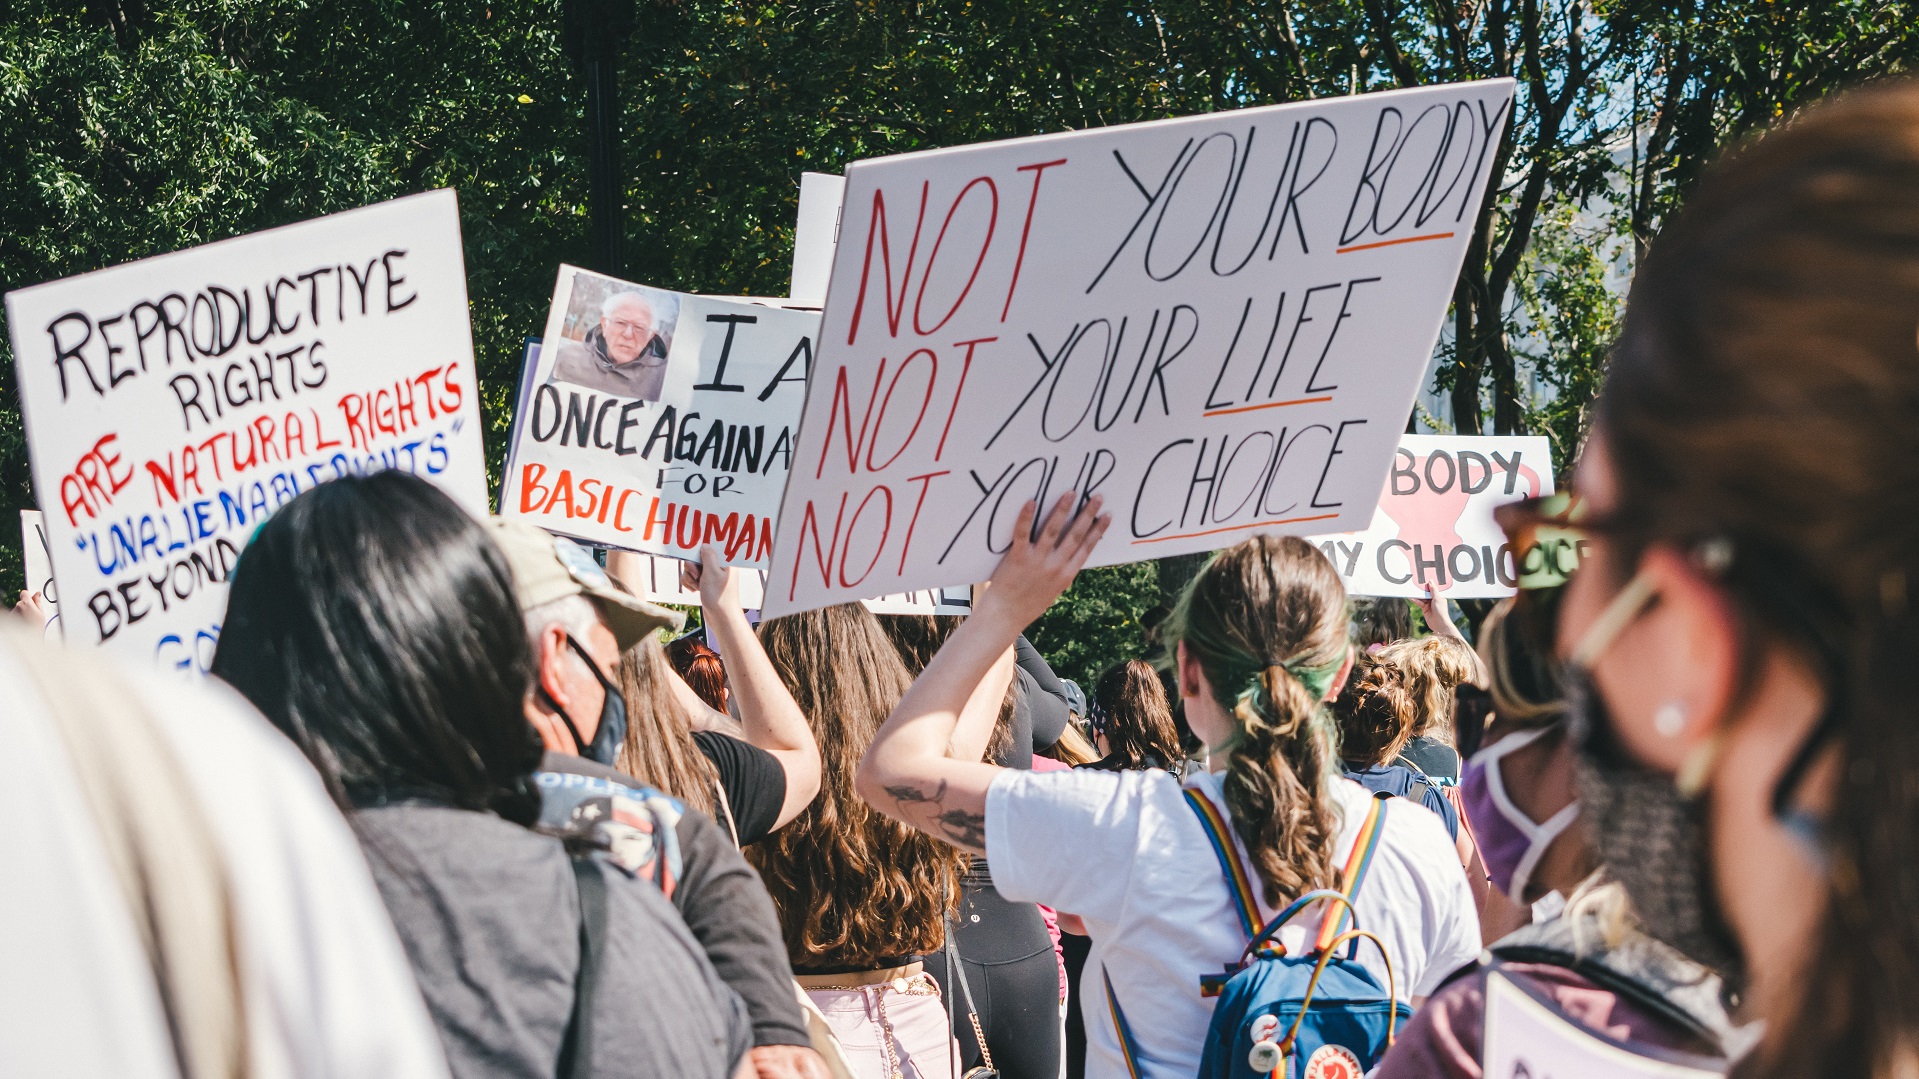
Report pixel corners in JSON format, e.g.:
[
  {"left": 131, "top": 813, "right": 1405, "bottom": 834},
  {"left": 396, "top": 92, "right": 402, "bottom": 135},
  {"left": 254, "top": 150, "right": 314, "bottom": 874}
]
[
  {"left": 1307, "top": 434, "right": 1551, "bottom": 599},
  {"left": 1483, "top": 972, "right": 1725, "bottom": 1077},
  {"left": 763, "top": 80, "right": 1516, "bottom": 618},
  {"left": 791, "top": 172, "right": 847, "bottom": 304},
  {"left": 862, "top": 585, "right": 973, "bottom": 616},
  {"left": 609, "top": 551, "right": 769, "bottom": 610},
  {"left": 5, "top": 190, "right": 488, "bottom": 669},
  {"left": 20, "top": 509, "right": 60, "bottom": 637},
  {"left": 499, "top": 266, "right": 818, "bottom": 570}
]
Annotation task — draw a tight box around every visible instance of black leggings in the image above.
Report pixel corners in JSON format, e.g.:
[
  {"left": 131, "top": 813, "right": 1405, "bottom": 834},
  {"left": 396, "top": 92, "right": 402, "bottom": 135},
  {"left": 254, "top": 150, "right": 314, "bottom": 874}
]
[{"left": 922, "top": 880, "right": 1062, "bottom": 1079}]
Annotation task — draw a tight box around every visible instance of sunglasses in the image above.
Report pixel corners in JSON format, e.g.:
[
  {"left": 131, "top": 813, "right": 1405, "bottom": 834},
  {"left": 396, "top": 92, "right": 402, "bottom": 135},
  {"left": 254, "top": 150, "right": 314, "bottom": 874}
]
[{"left": 1497, "top": 489, "right": 1841, "bottom": 847}]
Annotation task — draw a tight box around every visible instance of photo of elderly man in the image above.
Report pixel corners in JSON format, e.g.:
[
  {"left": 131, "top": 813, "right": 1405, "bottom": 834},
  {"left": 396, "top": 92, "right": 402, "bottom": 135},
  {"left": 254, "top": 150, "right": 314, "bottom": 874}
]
[{"left": 551, "top": 288, "right": 673, "bottom": 400}]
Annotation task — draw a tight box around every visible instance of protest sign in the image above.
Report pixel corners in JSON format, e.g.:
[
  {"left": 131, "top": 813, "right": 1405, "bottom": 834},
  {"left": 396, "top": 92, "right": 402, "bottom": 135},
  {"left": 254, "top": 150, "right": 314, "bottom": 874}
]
[
  {"left": 5, "top": 189, "right": 489, "bottom": 669},
  {"left": 1483, "top": 972, "right": 1724, "bottom": 1077},
  {"left": 763, "top": 80, "right": 1516, "bottom": 618},
  {"left": 499, "top": 266, "right": 819, "bottom": 570},
  {"left": 608, "top": 552, "right": 966, "bottom": 614},
  {"left": 1306, "top": 434, "right": 1551, "bottom": 599},
  {"left": 20, "top": 509, "right": 60, "bottom": 637},
  {"left": 610, "top": 550, "right": 769, "bottom": 609},
  {"left": 791, "top": 173, "right": 847, "bottom": 305},
  {"left": 863, "top": 586, "right": 973, "bottom": 616}
]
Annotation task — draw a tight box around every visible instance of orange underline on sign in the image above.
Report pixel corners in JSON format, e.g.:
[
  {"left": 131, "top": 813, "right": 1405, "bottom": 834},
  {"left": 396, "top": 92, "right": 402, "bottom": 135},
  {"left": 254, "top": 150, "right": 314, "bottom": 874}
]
[
  {"left": 1203, "top": 395, "right": 1333, "bottom": 417},
  {"left": 1336, "top": 231, "right": 1455, "bottom": 254},
  {"left": 1131, "top": 513, "right": 1341, "bottom": 545}
]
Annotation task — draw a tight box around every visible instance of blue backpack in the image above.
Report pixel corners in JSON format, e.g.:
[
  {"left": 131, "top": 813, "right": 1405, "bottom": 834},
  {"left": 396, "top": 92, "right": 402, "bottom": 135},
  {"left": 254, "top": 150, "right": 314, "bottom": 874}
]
[{"left": 1108, "top": 789, "right": 1410, "bottom": 1078}]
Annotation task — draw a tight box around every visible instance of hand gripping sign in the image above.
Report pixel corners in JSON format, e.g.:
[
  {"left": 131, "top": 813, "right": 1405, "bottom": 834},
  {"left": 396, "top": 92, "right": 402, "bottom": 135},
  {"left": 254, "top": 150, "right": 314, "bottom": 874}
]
[
  {"left": 5, "top": 190, "right": 490, "bottom": 670},
  {"left": 1307, "top": 434, "right": 1553, "bottom": 599},
  {"left": 763, "top": 80, "right": 1516, "bottom": 618},
  {"left": 500, "top": 266, "right": 820, "bottom": 570}
]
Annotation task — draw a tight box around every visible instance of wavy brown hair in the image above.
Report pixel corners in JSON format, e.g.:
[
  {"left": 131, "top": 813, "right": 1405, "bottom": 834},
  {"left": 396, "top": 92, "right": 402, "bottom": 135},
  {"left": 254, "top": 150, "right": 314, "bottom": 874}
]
[
  {"left": 1165, "top": 535, "right": 1349, "bottom": 907},
  {"left": 750, "top": 604, "right": 962, "bottom": 968},
  {"left": 1377, "top": 636, "right": 1477, "bottom": 740},
  {"left": 1329, "top": 652, "right": 1418, "bottom": 768},
  {"left": 615, "top": 635, "right": 719, "bottom": 817},
  {"left": 1092, "top": 659, "right": 1183, "bottom": 770}
]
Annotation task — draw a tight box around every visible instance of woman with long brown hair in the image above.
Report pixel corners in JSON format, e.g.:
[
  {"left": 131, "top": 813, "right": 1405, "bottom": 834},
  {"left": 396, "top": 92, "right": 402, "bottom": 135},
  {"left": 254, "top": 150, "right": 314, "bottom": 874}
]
[
  {"left": 1515, "top": 81, "right": 1919, "bottom": 1077},
  {"left": 1084, "top": 658, "right": 1184, "bottom": 772},
  {"left": 859, "top": 497, "right": 1480, "bottom": 1075},
  {"left": 754, "top": 603, "right": 1009, "bottom": 1079},
  {"left": 606, "top": 547, "right": 821, "bottom": 847}
]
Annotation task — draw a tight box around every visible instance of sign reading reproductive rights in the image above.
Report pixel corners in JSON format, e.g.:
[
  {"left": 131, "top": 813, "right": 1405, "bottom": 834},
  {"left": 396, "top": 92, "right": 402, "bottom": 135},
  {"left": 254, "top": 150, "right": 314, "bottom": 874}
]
[
  {"left": 5, "top": 190, "right": 489, "bottom": 669},
  {"left": 763, "top": 80, "right": 1515, "bottom": 618},
  {"left": 1307, "top": 434, "right": 1551, "bottom": 599},
  {"left": 500, "top": 266, "right": 819, "bottom": 569}
]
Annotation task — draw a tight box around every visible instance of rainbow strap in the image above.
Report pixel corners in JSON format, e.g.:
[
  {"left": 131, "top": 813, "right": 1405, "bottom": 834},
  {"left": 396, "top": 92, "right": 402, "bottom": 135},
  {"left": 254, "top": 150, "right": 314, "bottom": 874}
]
[
  {"left": 1315, "top": 791, "right": 1392, "bottom": 954},
  {"left": 1183, "top": 789, "right": 1266, "bottom": 941},
  {"left": 1104, "top": 966, "right": 1147, "bottom": 1078}
]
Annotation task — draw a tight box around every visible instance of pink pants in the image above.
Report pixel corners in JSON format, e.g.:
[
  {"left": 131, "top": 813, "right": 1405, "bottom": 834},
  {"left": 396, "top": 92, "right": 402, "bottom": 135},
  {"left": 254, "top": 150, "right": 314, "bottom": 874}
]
[{"left": 806, "top": 974, "right": 961, "bottom": 1079}]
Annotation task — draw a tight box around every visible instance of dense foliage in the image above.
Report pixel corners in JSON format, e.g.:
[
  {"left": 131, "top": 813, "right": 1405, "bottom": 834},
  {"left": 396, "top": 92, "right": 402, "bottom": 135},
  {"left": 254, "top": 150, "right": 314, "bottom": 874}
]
[{"left": 4, "top": 1, "right": 1916, "bottom": 677}]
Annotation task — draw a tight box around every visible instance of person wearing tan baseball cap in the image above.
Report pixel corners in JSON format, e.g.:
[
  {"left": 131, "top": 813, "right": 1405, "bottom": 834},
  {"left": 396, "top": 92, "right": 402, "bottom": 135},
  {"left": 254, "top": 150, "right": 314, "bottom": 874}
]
[{"left": 488, "top": 517, "right": 681, "bottom": 766}]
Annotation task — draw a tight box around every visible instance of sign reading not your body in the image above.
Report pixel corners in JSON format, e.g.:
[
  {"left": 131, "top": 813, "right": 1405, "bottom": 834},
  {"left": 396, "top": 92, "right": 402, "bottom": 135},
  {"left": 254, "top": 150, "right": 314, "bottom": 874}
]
[
  {"left": 764, "top": 80, "right": 1516, "bottom": 617},
  {"left": 5, "top": 190, "right": 489, "bottom": 670}
]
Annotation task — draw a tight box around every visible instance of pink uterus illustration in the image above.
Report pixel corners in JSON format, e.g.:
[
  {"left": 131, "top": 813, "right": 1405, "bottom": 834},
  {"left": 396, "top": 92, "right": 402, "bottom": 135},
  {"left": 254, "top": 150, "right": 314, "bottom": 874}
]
[{"left": 1374, "top": 453, "right": 1541, "bottom": 593}]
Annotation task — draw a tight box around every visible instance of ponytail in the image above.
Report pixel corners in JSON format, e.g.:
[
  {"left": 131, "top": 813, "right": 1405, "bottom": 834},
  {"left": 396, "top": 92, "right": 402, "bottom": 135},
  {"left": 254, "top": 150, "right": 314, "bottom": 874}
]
[
  {"left": 1222, "top": 661, "right": 1343, "bottom": 906},
  {"left": 1166, "top": 535, "right": 1352, "bottom": 907}
]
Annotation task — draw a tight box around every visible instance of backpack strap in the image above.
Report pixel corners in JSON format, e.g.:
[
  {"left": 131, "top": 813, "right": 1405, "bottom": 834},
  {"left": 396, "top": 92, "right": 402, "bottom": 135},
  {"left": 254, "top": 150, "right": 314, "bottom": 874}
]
[
  {"left": 557, "top": 853, "right": 609, "bottom": 1079},
  {"left": 1182, "top": 788, "right": 1264, "bottom": 941},
  {"left": 1102, "top": 964, "right": 1147, "bottom": 1078},
  {"left": 1313, "top": 791, "right": 1392, "bottom": 955}
]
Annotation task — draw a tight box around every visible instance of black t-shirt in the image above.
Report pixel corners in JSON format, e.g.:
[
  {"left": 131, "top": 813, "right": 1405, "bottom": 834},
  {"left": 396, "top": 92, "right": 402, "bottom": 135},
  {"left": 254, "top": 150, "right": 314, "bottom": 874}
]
[{"left": 692, "top": 730, "right": 787, "bottom": 848}]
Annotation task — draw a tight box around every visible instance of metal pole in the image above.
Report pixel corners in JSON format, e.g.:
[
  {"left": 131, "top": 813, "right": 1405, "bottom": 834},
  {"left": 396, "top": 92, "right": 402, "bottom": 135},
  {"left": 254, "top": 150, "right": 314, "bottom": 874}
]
[{"left": 563, "top": 0, "right": 635, "bottom": 278}]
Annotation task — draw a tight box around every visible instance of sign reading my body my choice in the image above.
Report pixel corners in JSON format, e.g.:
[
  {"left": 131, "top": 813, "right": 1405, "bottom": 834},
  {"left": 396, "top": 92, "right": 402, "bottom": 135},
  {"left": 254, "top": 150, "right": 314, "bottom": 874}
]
[
  {"left": 1309, "top": 434, "right": 1553, "bottom": 599},
  {"left": 500, "top": 266, "right": 820, "bottom": 569},
  {"left": 5, "top": 190, "right": 489, "bottom": 669},
  {"left": 764, "top": 80, "right": 1516, "bottom": 618}
]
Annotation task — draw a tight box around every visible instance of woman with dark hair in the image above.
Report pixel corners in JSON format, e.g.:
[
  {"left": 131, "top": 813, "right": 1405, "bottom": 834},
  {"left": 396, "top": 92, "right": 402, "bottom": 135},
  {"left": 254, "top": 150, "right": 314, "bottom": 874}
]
[
  {"left": 607, "top": 547, "right": 823, "bottom": 849},
  {"left": 211, "top": 471, "right": 750, "bottom": 1079},
  {"left": 860, "top": 497, "right": 1480, "bottom": 1075},
  {"left": 1511, "top": 81, "right": 1919, "bottom": 1078},
  {"left": 879, "top": 616, "right": 1074, "bottom": 1079},
  {"left": 750, "top": 602, "right": 989, "bottom": 1079},
  {"left": 1084, "top": 658, "right": 1183, "bottom": 772}
]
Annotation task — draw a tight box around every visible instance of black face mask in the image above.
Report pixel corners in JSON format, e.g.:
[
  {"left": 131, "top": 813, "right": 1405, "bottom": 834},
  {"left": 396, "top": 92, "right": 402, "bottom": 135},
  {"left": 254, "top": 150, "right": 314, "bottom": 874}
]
[
  {"left": 1566, "top": 665, "right": 1747, "bottom": 1003},
  {"left": 551, "top": 635, "right": 628, "bottom": 768}
]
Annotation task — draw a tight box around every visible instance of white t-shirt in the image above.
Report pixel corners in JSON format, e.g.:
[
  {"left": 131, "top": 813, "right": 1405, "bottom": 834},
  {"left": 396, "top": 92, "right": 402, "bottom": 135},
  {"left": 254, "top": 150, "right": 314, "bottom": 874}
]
[
  {"left": 986, "top": 767, "right": 1480, "bottom": 1078},
  {"left": 0, "top": 638, "right": 450, "bottom": 1079}
]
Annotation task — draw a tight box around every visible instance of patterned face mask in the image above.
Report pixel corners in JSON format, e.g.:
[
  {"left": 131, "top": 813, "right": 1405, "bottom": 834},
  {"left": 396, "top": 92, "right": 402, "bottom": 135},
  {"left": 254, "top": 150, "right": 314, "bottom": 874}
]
[{"left": 1561, "top": 575, "right": 1747, "bottom": 999}]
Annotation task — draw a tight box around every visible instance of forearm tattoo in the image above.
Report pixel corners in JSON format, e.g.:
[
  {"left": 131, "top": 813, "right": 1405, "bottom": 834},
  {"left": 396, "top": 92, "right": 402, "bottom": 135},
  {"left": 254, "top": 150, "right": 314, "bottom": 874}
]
[{"left": 883, "top": 780, "right": 987, "bottom": 852}]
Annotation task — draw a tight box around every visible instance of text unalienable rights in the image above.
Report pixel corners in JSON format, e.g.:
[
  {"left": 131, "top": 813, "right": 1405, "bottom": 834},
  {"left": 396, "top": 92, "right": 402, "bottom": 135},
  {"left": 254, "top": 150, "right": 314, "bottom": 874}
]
[{"left": 79, "top": 420, "right": 463, "bottom": 644}]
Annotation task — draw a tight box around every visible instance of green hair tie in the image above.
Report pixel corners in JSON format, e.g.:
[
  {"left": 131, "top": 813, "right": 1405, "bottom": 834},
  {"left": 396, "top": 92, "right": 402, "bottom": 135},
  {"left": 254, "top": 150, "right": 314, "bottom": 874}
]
[{"left": 1232, "top": 648, "right": 1349, "bottom": 714}]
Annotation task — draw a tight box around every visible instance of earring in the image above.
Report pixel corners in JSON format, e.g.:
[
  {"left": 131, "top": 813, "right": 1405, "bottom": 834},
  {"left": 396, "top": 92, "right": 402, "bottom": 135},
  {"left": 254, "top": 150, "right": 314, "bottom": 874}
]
[{"left": 1653, "top": 701, "right": 1686, "bottom": 738}]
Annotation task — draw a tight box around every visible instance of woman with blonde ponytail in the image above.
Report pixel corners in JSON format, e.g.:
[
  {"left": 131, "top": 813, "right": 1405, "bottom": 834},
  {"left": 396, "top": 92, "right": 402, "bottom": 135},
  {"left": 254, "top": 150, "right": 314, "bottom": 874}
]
[{"left": 860, "top": 496, "right": 1481, "bottom": 1076}]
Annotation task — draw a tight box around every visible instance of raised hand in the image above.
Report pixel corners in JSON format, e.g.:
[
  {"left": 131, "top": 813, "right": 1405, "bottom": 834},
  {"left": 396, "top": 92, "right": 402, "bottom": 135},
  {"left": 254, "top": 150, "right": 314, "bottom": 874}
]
[
  {"left": 681, "top": 544, "right": 742, "bottom": 611},
  {"left": 975, "top": 492, "right": 1111, "bottom": 630}
]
